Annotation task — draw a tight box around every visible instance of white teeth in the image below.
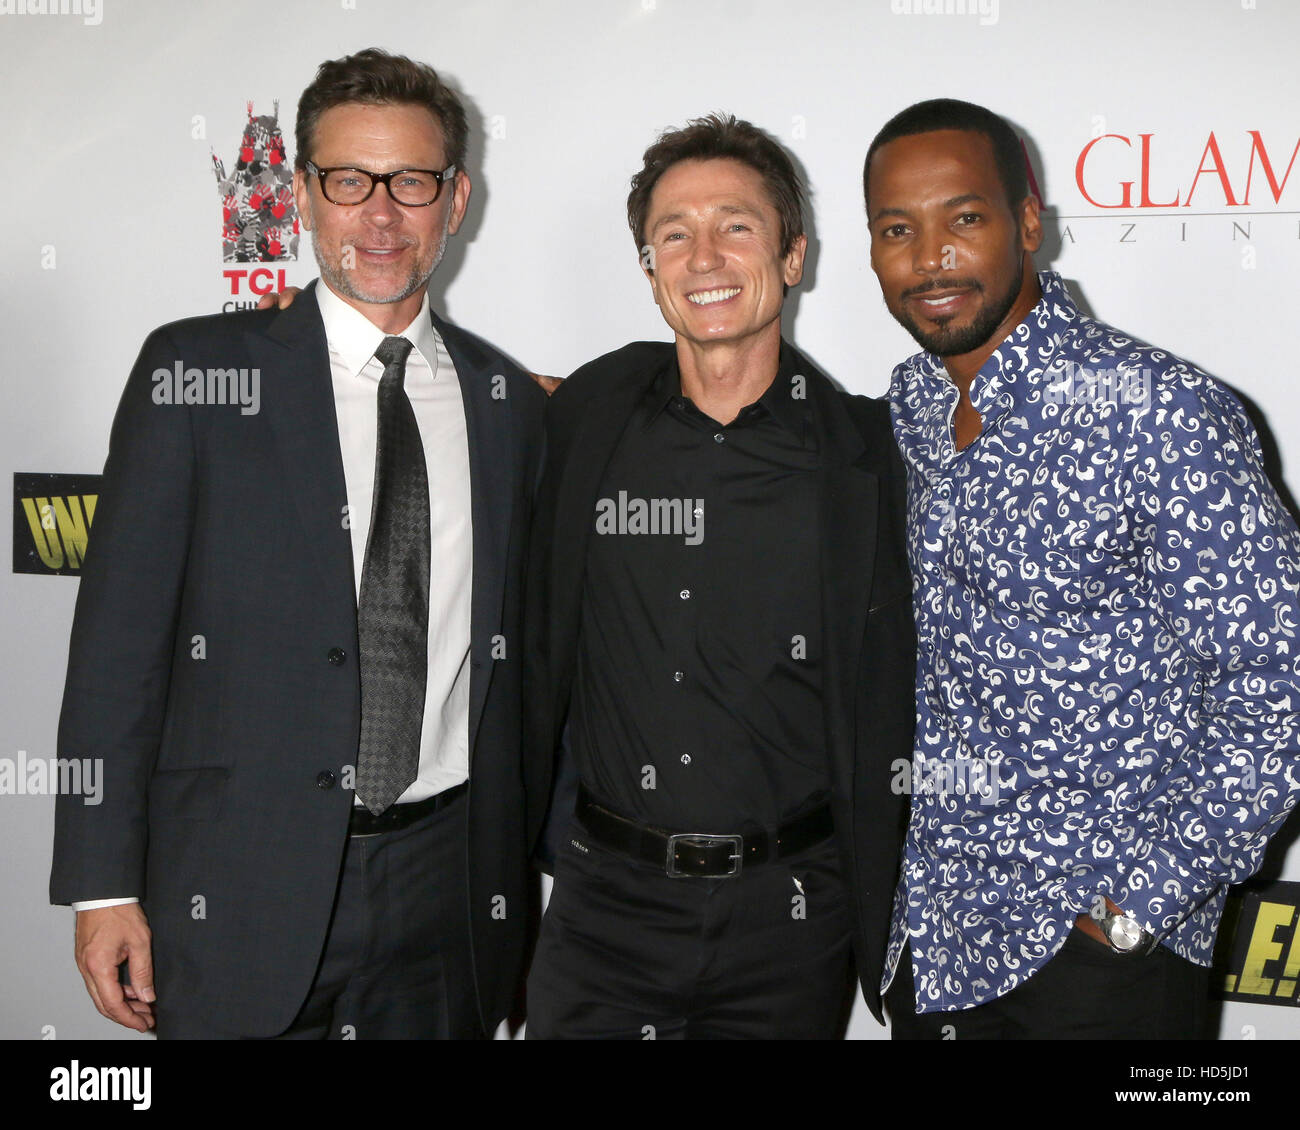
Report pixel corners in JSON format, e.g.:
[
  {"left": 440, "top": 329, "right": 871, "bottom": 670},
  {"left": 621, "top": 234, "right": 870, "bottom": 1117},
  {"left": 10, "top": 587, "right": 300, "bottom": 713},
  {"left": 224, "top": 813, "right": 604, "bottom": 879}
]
[{"left": 688, "top": 287, "right": 741, "bottom": 305}]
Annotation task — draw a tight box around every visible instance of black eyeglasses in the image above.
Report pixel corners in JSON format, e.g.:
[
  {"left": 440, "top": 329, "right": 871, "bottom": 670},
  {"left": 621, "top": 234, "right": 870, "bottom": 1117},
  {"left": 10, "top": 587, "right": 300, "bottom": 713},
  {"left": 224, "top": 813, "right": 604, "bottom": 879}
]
[{"left": 304, "top": 161, "right": 458, "bottom": 207}]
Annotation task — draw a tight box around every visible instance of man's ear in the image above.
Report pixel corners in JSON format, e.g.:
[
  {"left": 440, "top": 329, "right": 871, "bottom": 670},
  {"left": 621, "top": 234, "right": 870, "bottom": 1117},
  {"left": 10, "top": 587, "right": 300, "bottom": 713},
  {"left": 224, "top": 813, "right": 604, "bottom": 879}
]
[
  {"left": 1018, "top": 194, "right": 1043, "bottom": 255},
  {"left": 446, "top": 169, "right": 472, "bottom": 237},
  {"left": 640, "top": 244, "right": 660, "bottom": 304},
  {"left": 292, "top": 168, "right": 312, "bottom": 233},
  {"left": 782, "top": 233, "right": 808, "bottom": 288}
]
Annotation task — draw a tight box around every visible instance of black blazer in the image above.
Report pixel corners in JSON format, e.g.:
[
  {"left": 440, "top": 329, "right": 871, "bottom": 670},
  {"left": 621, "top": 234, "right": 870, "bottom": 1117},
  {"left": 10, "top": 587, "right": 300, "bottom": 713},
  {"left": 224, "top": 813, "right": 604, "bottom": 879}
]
[
  {"left": 50, "top": 282, "right": 546, "bottom": 1037},
  {"left": 523, "top": 340, "right": 915, "bottom": 1022}
]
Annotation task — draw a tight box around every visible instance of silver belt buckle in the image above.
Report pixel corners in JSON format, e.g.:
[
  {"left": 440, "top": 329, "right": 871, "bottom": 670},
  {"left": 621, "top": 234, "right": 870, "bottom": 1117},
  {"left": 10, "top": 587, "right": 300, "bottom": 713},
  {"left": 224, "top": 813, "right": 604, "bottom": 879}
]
[{"left": 666, "top": 833, "right": 743, "bottom": 878}]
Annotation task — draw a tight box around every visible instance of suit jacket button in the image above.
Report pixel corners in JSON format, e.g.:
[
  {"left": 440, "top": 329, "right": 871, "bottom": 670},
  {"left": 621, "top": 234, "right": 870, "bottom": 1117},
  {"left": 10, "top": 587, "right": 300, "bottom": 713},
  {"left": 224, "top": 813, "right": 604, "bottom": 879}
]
[
  {"left": 316, "top": 771, "right": 336, "bottom": 789},
  {"left": 327, "top": 647, "right": 346, "bottom": 666}
]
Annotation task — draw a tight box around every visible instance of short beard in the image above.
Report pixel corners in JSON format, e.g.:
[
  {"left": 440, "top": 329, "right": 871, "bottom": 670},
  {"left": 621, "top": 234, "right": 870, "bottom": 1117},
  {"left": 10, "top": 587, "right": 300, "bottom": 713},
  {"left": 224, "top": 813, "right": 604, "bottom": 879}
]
[
  {"left": 309, "top": 204, "right": 451, "bottom": 307},
  {"left": 894, "top": 268, "right": 1024, "bottom": 358}
]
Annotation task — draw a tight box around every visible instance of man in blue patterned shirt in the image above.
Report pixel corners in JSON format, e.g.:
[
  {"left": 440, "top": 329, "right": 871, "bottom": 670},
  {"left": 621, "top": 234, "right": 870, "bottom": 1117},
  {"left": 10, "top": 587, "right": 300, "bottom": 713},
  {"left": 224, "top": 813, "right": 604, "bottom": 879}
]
[{"left": 864, "top": 98, "right": 1300, "bottom": 1038}]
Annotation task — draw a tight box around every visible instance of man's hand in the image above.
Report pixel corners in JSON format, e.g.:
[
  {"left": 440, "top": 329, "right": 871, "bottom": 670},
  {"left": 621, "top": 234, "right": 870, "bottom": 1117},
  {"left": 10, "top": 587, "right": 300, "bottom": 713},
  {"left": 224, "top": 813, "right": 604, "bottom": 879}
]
[
  {"left": 255, "top": 286, "right": 301, "bottom": 311},
  {"left": 529, "top": 372, "right": 562, "bottom": 396},
  {"left": 74, "top": 904, "right": 156, "bottom": 1031}
]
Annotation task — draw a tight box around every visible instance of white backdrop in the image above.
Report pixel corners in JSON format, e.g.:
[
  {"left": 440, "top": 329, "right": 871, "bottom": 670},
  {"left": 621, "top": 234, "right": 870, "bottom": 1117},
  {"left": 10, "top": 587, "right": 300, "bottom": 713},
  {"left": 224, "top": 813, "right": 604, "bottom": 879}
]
[{"left": 3, "top": 0, "right": 1298, "bottom": 1041}]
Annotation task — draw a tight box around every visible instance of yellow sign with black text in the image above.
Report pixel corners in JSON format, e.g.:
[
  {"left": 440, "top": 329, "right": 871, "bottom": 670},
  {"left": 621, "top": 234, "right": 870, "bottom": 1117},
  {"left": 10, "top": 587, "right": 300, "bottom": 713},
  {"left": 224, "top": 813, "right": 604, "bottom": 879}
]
[
  {"left": 13, "top": 473, "right": 102, "bottom": 576},
  {"left": 1214, "top": 880, "right": 1300, "bottom": 1007}
]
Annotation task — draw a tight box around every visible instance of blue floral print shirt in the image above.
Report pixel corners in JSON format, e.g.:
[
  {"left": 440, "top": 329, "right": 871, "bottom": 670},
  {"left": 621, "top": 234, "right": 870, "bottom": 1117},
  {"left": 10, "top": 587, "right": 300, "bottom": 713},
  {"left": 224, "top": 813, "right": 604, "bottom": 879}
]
[{"left": 885, "top": 270, "right": 1300, "bottom": 1012}]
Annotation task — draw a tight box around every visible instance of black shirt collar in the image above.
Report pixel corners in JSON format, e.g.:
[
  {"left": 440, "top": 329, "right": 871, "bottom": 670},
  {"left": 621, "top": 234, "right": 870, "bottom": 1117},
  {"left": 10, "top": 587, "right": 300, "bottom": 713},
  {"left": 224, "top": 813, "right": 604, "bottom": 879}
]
[{"left": 645, "top": 340, "right": 811, "bottom": 445}]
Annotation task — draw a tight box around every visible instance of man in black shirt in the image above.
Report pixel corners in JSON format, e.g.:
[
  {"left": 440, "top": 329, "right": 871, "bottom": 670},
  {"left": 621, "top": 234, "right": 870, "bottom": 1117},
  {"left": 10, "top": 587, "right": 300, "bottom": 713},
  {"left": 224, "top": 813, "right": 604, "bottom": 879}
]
[{"left": 525, "top": 115, "right": 914, "bottom": 1038}]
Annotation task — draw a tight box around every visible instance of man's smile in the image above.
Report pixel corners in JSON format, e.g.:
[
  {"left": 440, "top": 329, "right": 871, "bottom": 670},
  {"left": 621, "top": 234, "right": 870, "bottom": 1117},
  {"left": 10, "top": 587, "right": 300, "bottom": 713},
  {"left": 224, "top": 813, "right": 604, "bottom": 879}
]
[
  {"left": 352, "top": 240, "right": 412, "bottom": 260},
  {"left": 903, "top": 281, "right": 982, "bottom": 321},
  {"left": 686, "top": 286, "right": 742, "bottom": 306}
]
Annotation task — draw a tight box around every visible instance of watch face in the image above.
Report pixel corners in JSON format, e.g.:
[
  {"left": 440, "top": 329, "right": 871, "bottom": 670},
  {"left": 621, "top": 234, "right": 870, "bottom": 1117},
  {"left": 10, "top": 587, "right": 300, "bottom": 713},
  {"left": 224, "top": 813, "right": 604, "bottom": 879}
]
[{"left": 1109, "top": 916, "right": 1142, "bottom": 951}]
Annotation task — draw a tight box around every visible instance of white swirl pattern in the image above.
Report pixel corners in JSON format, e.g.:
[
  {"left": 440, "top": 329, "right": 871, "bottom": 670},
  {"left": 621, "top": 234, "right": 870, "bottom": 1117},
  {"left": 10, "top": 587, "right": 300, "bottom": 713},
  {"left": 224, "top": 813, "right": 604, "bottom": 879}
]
[{"left": 883, "top": 271, "right": 1300, "bottom": 1012}]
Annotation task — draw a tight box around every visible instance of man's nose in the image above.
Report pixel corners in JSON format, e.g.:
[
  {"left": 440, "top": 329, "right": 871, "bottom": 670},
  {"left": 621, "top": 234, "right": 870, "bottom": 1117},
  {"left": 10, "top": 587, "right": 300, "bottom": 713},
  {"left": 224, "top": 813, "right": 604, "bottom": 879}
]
[
  {"left": 912, "top": 228, "right": 949, "bottom": 275},
  {"left": 361, "top": 181, "right": 404, "bottom": 225},
  {"left": 688, "top": 230, "right": 724, "bottom": 273}
]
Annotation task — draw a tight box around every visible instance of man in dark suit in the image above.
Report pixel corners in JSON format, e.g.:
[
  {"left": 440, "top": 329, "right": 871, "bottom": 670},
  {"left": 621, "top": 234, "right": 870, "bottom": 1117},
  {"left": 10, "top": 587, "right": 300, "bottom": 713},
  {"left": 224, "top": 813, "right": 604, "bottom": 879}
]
[
  {"left": 524, "top": 114, "right": 915, "bottom": 1038},
  {"left": 50, "top": 48, "right": 544, "bottom": 1039}
]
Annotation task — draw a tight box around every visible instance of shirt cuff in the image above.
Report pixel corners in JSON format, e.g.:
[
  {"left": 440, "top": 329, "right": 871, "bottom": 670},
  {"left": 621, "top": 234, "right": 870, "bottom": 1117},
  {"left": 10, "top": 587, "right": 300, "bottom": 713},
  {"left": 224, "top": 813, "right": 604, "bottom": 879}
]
[
  {"left": 71, "top": 897, "right": 140, "bottom": 911},
  {"left": 1118, "top": 850, "right": 1216, "bottom": 941}
]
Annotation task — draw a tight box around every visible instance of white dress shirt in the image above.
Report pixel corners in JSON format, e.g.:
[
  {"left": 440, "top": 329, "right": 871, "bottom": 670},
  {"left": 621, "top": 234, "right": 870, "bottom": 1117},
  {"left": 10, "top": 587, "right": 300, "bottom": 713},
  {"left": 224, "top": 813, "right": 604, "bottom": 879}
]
[
  {"left": 73, "top": 281, "right": 473, "bottom": 910},
  {"left": 318, "top": 281, "right": 473, "bottom": 807}
]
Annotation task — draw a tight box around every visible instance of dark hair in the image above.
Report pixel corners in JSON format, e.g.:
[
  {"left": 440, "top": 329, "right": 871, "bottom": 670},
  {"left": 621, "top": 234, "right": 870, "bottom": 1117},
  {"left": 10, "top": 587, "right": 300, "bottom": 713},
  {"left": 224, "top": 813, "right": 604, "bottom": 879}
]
[
  {"left": 862, "top": 98, "right": 1029, "bottom": 212},
  {"left": 627, "top": 113, "right": 805, "bottom": 258},
  {"left": 295, "top": 48, "right": 468, "bottom": 172}
]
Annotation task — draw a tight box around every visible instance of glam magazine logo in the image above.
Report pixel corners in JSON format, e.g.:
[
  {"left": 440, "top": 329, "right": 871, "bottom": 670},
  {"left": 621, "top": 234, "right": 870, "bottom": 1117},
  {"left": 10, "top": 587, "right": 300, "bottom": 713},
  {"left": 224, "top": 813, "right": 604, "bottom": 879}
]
[
  {"left": 212, "top": 100, "right": 299, "bottom": 311},
  {"left": 1060, "top": 125, "right": 1300, "bottom": 247}
]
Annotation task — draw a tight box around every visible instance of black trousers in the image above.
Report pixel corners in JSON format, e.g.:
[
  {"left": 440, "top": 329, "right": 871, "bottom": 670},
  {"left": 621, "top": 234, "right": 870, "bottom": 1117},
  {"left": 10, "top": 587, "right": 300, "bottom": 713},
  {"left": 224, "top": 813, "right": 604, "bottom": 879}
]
[
  {"left": 886, "top": 929, "right": 1212, "bottom": 1040},
  {"left": 156, "top": 791, "right": 481, "bottom": 1040},
  {"left": 526, "top": 825, "right": 854, "bottom": 1039}
]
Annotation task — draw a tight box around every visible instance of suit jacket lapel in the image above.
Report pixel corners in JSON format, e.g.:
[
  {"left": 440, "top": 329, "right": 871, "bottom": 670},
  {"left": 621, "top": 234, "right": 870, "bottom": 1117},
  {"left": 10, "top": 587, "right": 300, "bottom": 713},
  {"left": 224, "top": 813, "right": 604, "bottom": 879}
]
[
  {"left": 549, "top": 375, "right": 663, "bottom": 713},
  {"left": 432, "top": 311, "right": 514, "bottom": 751},
  {"left": 806, "top": 367, "right": 878, "bottom": 828},
  {"left": 258, "top": 280, "right": 357, "bottom": 605}
]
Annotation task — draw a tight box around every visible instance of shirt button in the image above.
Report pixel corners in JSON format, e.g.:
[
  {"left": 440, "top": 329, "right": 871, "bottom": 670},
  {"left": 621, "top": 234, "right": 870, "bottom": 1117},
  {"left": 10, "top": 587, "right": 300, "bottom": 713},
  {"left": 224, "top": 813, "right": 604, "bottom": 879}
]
[
  {"left": 316, "top": 770, "right": 336, "bottom": 790},
  {"left": 673, "top": 671, "right": 684, "bottom": 683},
  {"left": 679, "top": 589, "right": 691, "bottom": 600},
  {"left": 681, "top": 754, "right": 692, "bottom": 765},
  {"left": 713, "top": 433, "right": 725, "bottom": 444},
  {"left": 327, "top": 647, "right": 346, "bottom": 666}
]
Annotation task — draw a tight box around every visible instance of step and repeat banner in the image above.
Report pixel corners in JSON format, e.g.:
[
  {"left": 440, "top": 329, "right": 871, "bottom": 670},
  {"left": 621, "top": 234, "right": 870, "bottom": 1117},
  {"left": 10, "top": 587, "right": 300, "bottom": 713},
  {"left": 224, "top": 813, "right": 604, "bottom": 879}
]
[{"left": 2, "top": 0, "right": 1298, "bottom": 1043}]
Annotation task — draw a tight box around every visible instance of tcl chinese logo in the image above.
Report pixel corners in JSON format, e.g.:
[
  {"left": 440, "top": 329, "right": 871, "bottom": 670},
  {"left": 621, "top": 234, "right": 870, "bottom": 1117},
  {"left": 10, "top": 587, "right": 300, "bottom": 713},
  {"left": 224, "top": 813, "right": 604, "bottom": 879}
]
[{"left": 211, "top": 101, "right": 300, "bottom": 262}]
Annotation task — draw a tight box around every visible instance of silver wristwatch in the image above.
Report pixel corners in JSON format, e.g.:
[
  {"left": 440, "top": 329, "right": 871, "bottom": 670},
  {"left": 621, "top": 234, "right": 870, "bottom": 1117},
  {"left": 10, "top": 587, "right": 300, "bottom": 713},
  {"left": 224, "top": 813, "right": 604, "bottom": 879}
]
[{"left": 1098, "top": 911, "right": 1158, "bottom": 955}]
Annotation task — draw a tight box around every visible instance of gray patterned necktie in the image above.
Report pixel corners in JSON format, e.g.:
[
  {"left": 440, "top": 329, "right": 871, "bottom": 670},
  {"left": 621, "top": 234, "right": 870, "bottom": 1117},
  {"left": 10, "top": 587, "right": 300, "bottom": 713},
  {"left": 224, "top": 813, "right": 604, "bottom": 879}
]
[{"left": 355, "top": 335, "right": 430, "bottom": 815}]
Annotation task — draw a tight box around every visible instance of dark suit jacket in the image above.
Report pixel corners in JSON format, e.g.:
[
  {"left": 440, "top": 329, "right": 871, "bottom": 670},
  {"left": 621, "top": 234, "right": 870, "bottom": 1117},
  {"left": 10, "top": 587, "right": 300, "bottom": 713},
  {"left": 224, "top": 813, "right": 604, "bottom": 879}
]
[
  {"left": 50, "top": 281, "right": 545, "bottom": 1037},
  {"left": 523, "top": 340, "right": 915, "bottom": 1022}
]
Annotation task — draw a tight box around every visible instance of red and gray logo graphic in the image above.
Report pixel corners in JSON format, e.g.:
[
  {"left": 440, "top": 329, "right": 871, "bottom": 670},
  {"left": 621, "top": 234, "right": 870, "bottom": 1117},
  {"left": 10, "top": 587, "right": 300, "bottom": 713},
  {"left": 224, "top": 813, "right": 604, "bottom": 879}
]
[{"left": 212, "top": 101, "right": 299, "bottom": 263}]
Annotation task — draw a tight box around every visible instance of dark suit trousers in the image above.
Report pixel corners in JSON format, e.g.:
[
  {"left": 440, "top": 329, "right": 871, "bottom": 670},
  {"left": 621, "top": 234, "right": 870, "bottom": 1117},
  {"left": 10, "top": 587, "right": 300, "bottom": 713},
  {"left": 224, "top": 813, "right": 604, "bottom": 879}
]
[
  {"left": 886, "top": 932, "right": 1211, "bottom": 1039},
  {"left": 527, "top": 825, "right": 854, "bottom": 1039},
  {"left": 285, "top": 791, "right": 481, "bottom": 1040},
  {"left": 157, "top": 791, "right": 480, "bottom": 1040}
]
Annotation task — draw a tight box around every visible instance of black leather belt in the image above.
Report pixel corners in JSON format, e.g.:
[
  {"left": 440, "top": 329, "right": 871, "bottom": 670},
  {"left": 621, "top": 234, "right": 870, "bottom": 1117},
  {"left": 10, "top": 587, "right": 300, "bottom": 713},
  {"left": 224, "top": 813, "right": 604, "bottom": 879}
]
[
  {"left": 575, "top": 784, "right": 833, "bottom": 878},
  {"left": 348, "top": 781, "right": 467, "bottom": 837}
]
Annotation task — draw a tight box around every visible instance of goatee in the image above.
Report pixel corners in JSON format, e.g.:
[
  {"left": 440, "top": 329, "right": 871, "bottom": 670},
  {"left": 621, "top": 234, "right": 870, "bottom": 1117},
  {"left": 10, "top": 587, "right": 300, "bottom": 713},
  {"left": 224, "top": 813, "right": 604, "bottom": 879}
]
[{"left": 895, "top": 270, "right": 1024, "bottom": 358}]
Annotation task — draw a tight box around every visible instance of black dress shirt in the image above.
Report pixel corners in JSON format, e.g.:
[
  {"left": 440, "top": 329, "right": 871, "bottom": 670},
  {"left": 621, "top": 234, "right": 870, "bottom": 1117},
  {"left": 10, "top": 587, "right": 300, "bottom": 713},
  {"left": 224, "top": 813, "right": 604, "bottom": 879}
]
[{"left": 570, "top": 345, "right": 828, "bottom": 830}]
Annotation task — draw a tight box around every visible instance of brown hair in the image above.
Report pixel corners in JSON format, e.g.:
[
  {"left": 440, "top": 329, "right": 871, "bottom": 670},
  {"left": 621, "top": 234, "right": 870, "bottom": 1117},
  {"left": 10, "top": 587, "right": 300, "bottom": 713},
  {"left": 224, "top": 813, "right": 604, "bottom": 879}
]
[
  {"left": 627, "top": 113, "right": 805, "bottom": 259},
  {"left": 295, "top": 48, "right": 468, "bottom": 172}
]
